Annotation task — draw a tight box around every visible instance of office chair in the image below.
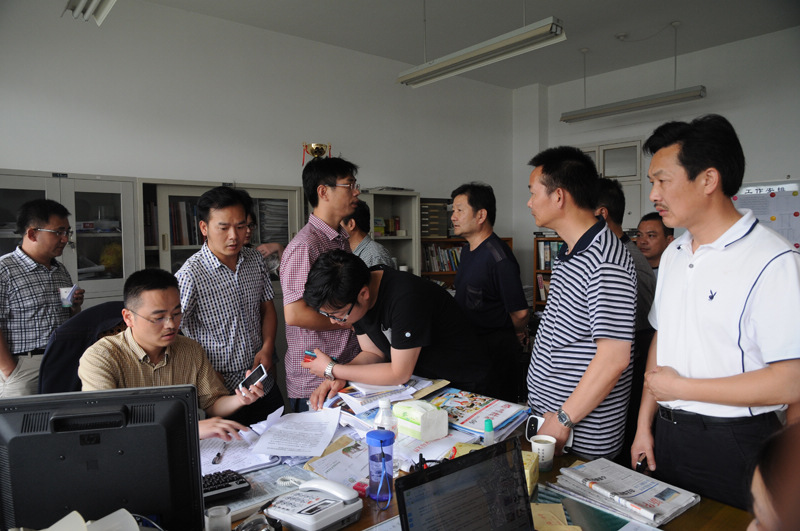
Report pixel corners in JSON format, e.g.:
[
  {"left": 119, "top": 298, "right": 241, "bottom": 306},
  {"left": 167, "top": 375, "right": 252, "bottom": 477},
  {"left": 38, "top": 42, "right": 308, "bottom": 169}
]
[{"left": 38, "top": 301, "right": 126, "bottom": 394}]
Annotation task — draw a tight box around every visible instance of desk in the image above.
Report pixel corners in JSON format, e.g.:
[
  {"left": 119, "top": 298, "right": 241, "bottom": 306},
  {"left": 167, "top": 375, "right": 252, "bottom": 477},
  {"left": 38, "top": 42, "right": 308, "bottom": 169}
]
[{"left": 340, "top": 454, "right": 752, "bottom": 530}]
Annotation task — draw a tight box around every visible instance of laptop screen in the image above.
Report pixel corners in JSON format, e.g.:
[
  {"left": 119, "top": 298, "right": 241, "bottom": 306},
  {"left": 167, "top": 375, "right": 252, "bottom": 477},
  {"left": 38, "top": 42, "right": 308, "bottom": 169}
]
[{"left": 395, "top": 437, "right": 532, "bottom": 530}]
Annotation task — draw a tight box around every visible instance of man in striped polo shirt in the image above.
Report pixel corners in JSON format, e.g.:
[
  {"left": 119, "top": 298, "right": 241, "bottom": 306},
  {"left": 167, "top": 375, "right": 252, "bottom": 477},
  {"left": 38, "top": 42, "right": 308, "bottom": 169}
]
[{"left": 526, "top": 146, "right": 636, "bottom": 460}]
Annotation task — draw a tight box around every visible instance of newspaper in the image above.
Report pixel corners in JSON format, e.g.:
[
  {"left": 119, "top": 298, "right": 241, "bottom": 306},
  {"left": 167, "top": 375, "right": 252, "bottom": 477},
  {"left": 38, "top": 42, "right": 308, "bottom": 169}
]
[{"left": 556, "top": 458, "right": 699, "bottom": 526}]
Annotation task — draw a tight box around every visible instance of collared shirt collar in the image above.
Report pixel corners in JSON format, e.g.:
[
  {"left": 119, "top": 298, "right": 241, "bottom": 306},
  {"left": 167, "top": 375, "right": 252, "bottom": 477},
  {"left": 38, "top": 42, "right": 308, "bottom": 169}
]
[
  {"left": 557, "top": 216, "right": 607, "bottom": 262},
  {"left": 123, "top": 327, "right": 170, "bottom": 367},
  {"left": 198, "top": 241, "right": 244, "bottom": 270},
  {"left": 308, "top": 213, "right": 350, "bottom": 242},
  {"left": 13, "top": 246, "right": 61, "bottom": 272},
  {"left": 676, "top": 208, "right": 758, "bottom": 252}
]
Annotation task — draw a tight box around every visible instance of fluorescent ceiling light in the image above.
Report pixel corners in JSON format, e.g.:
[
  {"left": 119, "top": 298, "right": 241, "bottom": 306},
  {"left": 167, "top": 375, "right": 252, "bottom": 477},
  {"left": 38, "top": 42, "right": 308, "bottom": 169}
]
[
  {"left": 61, "top": 0, "right": 117, "bottom": 26},
  {"left": 560, "top": 85, "right": 707, "bottom": 123},
  {"left": 397, "top": 17, "right": 566, "bottom": 88}
]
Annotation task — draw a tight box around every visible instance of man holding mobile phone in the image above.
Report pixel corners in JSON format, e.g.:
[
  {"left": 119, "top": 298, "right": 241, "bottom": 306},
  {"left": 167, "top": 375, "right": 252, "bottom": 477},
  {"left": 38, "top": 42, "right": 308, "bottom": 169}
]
[{"left": 79, "top": 269, "right": 265, "bottom": 440}]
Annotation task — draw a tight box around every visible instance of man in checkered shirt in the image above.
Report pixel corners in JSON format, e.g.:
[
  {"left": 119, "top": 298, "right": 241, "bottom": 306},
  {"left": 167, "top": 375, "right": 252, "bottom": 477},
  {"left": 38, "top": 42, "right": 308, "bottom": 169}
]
[
  {"left": 0, "top": 199, "right": 85, "bottom": 397},
  {"left": 280, "top": 157, "right": 361, "bottom": 411}
]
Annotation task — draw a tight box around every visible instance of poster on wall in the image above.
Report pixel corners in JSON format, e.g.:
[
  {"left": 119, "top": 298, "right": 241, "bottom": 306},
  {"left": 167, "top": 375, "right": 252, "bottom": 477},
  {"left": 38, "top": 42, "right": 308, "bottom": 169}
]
[{"left": 733, "top": 181, "right": 800, "bottom": 248}]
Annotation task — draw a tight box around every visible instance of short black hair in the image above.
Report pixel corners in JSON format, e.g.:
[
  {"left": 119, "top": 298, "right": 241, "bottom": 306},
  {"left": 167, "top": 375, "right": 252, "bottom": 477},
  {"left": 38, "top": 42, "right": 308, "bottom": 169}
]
[
  {"left": 124, "top": 268, "right": 180, "bottom": 311},
  {"left": 595, "top": 178, "right": 625, "bottom": 226},
  {"left": 302, "top": 157, "right": 359, "bottom": 207},
  {"left": 342, "top": 200, "right": 371, "bottom": 234},
  {"left": 450, "top": 182, "right": 496, "bottom": 226},
  {"left": 197, "top": 186, "right": 251, "bottom": 224},
  {"left": 16, "top": 199, "right": 71, "bottom": 236},
  {"left": 303, "top": 250, "right": 370, "bottom": 312},
  {"left": 639, "top": 212, "right": 674, "bottom": 237},
  {"left": 643, "top": 114, "right": 745, "bottom": 197},
  {"left": 528, "top": 146, "right": 599, "bottom": 211}
]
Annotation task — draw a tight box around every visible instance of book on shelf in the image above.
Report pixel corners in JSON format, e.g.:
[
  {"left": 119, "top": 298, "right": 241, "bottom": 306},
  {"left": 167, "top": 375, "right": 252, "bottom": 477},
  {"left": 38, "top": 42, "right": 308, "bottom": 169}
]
[
  {"left": 551, "top": 458, "right": 700, "bottom": 527},
  {"left": 536, "top": 273, "right": 547, "bottom": 301},
  {"left": 543, "top": 242, "right": 551, "bottom": 269},
  {"left": 428, "top": 387, "right": 529, "bottom": 440}
]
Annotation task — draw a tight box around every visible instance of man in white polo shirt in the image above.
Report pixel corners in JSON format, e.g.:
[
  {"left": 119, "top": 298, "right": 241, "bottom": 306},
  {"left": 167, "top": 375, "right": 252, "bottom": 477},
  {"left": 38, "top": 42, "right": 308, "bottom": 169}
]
[{"left": 631, "top": 114, "right": 800, "bottom": 510}]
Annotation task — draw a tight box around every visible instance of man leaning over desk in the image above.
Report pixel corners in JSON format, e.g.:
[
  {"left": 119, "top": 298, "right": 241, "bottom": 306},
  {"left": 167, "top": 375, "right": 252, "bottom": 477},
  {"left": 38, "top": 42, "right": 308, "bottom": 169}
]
[
  {"left": 79, "top": 268, "right": 265, "bottom": 440},
  {"left": 301, "top": 250, "right": 493, "bottom": 409}
]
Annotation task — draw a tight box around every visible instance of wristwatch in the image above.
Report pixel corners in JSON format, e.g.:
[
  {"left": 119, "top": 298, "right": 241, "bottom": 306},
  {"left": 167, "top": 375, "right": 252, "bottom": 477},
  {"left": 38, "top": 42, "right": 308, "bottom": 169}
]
[
  {"left": 324, "top": 360, "right": 337, "bottom": 381},
  {"left": 556, "top": 407, "right": 575, "bottom": 428}
]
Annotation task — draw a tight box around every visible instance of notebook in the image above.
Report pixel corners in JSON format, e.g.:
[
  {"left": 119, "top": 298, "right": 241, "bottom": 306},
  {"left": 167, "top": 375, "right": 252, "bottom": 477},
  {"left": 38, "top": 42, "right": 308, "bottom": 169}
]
[{"left": 394, "top": 436, "right": 533, "bottom": 530}]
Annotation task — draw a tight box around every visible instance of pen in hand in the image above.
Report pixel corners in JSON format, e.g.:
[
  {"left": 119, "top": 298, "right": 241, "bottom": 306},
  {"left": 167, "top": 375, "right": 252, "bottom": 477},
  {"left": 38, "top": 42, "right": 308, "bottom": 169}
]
[{"left": 212, "top": 441, "right": 228, "bottom": 465}]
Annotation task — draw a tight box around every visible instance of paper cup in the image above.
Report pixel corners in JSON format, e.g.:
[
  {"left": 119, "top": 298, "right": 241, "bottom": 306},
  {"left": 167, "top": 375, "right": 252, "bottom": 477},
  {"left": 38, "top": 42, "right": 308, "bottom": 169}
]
[
  {"left": 531, "top": 434, "right": 556, "bottom": 472},
  {"left": 59, "top": 287, "right": 73, "bottom": 308},
  {"left": 204, "top": 505, "right": 231, "bottom": 531}
]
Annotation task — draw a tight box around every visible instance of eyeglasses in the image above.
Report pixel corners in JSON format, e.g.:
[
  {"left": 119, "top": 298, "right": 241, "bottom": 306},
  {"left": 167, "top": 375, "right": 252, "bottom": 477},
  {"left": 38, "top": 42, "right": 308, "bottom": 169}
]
[
  {"left": 35, "top": 228, "right": 73, "bottom": 239},
  {"left": 127, "top": 309, "right": 183, "bottom": 326},
  {"left": 330, "top": 182, "right": 361, "bottom": 192},
  {"left": 318, "top": 302, "right": 355, "bottom": 323},
  {"left": 246, "top": 223, "right": 257, "bottom": 231}
]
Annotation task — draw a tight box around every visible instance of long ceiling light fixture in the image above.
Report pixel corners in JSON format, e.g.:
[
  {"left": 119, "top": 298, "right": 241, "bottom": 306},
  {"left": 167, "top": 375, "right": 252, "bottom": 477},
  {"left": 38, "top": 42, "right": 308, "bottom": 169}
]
[
  {"left": 561, "top": 21, "right": 705, "bottom": 123},
  {"left": 61, "top": 0, "right": 118, "bottom": 26},
  {"left": 397, "top": 16, "right": 566, "bottom": 88}
]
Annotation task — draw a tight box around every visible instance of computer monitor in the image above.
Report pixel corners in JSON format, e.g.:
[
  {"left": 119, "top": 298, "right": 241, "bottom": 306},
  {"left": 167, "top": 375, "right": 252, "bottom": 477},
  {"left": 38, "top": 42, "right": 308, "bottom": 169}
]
[{"left": 0, "top": 385, "right": 204, "bottom": 530}]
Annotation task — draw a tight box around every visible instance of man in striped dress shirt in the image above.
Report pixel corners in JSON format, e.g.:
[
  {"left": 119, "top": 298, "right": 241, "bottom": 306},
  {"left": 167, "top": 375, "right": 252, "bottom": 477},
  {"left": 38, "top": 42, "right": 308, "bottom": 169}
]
[{"left": 526, "top": 146, "right": 636, "bottom": 460}]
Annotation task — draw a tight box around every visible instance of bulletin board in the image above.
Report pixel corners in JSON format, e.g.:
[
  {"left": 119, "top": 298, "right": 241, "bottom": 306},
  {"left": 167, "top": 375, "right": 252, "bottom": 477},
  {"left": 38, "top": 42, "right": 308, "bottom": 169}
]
[{"left": 732, "top": 181, "right": 800, "bottom": 249}]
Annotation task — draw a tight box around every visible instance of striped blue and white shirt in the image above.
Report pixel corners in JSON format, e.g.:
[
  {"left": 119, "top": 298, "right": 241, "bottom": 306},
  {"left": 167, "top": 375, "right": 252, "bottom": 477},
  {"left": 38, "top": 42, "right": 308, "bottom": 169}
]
[{"left": 527, "top": 219, "right": 636, "bottom": 458}]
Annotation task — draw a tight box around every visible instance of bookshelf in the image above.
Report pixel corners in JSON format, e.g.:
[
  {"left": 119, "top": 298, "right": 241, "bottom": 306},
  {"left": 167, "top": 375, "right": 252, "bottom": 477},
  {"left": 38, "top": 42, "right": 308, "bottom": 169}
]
[
  {"left": 421, "top": 237, "right": 513, "bottom": 289},
  {"left": 360, "top": 189, "right": 420, "bottom": 274},
  {"left": 533, "top": 236, "right": 564, "bottom": 310}
]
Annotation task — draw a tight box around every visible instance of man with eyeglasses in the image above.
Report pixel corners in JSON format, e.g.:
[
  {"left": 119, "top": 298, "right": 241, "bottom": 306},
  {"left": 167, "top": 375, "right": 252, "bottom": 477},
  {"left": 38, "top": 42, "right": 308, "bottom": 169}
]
[
  {"left": 280, "top": 157, "right": 362, "bottom": 412},
  {"left": 176, "top": 186, "right": 283, "bottom": 425},
  {"left": 302, "top": 250, "right": 492, "bottom": 410},
  {"left": 0, "top": 199, "right": 85, "bottom": 397},
  {"left": 79, "top": 269, "right": 263, "bottom": 440}
]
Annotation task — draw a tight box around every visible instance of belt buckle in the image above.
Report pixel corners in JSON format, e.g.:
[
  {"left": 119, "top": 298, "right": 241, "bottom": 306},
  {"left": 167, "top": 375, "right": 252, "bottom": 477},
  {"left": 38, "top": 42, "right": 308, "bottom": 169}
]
[{"left": 659, "top": 406, "right": 677, "bottom": 424}]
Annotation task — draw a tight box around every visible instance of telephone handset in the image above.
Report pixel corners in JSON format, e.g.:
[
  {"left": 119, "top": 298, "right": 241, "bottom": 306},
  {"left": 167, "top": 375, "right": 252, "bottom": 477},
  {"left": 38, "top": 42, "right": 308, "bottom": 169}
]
[{"left": 265, "top": 478, "right": 363, "bottom": 531}]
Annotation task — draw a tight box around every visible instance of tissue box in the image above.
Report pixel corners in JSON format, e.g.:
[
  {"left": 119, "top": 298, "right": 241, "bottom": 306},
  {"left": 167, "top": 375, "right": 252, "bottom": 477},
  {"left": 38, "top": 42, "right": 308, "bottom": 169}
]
[
  {"left": 392, "top": 400, "right": 448, "bottom": 442},
  {"left": 521, "top": 450, "right": 539, "bottom": 494}
]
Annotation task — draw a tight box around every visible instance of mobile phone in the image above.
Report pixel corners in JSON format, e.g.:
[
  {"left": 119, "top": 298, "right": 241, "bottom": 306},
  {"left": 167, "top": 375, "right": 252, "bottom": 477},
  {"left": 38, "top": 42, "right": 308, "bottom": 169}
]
[
  {"left": 635, "top": 454, "right": 648, "bottom": 473},
  {"left": 238, "top": 364, "right": 267, "bottom": 391},
  {"left": 303, "top": 350, "right": 317, "bottom": 363}
]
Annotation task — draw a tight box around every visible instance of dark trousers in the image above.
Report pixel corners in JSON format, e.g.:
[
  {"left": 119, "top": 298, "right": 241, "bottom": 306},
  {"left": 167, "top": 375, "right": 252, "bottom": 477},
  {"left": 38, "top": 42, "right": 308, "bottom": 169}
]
[
  {"left": 614, "top": 328, "right": 654, "bottom": 467},
  {"left": 653, "top": 408, "right": 781, "bottom": 510},
  {"left": 226, "top": 383, "right": 285, "bottom": 426}
]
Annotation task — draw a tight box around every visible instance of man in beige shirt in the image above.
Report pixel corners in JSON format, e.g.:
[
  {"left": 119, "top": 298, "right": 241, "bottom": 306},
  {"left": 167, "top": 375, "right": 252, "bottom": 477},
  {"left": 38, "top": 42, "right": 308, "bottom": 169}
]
[{"left": 79, "top": 268, "right": 265, "bottom": 440}]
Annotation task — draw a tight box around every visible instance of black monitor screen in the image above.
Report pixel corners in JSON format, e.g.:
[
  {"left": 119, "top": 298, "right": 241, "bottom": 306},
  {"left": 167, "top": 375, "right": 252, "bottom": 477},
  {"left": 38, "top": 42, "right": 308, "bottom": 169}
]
[{"left": 0, "top": 385, "right": 204, "bottom": 529}]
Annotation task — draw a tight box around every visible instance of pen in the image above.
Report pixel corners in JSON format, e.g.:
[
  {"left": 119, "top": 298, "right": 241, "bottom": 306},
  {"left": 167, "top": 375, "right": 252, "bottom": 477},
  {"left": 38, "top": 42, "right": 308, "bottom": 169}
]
[{"left": 212, "top": 442, "right": 228, "bottom": 465}]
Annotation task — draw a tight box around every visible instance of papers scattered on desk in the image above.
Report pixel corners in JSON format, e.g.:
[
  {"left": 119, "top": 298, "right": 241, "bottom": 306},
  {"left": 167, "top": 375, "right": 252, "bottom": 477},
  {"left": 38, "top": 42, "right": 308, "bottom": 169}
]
[
  {"left": 552, "top": 458, "right": 699, "bottom": 527},
  {"left": 253, "top": 408, "right": 341, "bottom": 457},
  {"left": 429, "top": 387, "right": 529, "bottom": 440},
  {"left": 199, "top": 407, "right": 284, "bottom": 475},
  {"left": 303, "top": 435, "right": 370, "bottom": 488}
]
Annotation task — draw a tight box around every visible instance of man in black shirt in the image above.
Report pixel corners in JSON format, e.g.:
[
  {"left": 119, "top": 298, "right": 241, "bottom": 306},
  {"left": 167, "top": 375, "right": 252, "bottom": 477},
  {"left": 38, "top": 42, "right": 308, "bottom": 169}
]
[{"left": 302, "top": 250, "right": 492, "bottom": 409}]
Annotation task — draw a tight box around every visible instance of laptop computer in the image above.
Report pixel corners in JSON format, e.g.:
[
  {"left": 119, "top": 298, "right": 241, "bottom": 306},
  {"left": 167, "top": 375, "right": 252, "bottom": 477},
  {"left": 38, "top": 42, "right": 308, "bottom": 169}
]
[{"left": 395, "top": 437, "right": 533, "bottom": 530}]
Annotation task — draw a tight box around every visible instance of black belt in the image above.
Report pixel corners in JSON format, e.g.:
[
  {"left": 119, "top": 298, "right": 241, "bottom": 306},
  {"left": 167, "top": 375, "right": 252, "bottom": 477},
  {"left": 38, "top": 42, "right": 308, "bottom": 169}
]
[
  {"left": 658, "top": 405, "right": 774, "bottom": 426},
  {"left": 13, "top": 348, "right": 45, "bottom": 356}
]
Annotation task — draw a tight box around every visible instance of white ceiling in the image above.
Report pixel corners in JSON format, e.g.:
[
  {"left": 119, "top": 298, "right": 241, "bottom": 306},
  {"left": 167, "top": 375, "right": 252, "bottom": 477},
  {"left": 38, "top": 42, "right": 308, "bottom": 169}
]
[{"left": 141, "top": 0, "right": 800, "bottom": 89}]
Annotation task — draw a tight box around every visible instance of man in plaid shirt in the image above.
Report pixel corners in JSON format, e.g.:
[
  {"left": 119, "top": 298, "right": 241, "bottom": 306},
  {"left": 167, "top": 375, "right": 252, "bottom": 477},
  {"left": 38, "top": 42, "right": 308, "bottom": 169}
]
[{"left": 280, "top": 157, "right": 362, "bottom": 411}]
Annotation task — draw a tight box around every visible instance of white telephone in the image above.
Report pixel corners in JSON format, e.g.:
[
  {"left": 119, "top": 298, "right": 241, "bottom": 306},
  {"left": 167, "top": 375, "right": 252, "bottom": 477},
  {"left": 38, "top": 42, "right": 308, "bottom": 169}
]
[{"left": 265, "top": 478, "right": 363, "bottom": 531}]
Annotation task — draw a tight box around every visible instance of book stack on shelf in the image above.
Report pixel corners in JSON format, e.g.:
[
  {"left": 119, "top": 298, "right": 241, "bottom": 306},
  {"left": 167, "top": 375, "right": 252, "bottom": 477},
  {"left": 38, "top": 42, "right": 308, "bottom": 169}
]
[
  {"left": 423, "top": 241, "right": 462, "bottom": 272},
  {"left": 143, "top": 201, "right": 158, "bottom": 248},
  {"left": 420, "top": 198, "right": 451, "bottom": 237},
  {"left": 533, "top": 235, "right": 563, "bottom": 308},
  {"left": 169, "top": 200, "right": 201, "bottom": 246}
]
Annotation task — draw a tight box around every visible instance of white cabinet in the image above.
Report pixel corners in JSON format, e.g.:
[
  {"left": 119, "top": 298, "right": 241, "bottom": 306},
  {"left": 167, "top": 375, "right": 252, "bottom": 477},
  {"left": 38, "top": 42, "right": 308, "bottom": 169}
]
[
  {"left": 360, "top": 189, "right": 420, "bottom": 274},
  {"left": 0, "top": 170, "right": 137, "bottom": 306}
]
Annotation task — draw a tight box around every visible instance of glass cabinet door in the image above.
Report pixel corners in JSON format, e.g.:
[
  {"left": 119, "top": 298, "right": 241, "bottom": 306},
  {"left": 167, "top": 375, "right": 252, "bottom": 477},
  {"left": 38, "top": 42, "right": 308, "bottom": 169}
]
[
  {"left": 600, "top": 141, "right": 640, "bottom": 180},
  {"left": 60, "top": 178, "right": 136, "bottom": 300}
]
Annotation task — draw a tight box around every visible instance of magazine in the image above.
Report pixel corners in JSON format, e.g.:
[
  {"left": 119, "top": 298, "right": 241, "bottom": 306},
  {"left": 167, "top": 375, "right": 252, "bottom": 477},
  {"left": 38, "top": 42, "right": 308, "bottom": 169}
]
[
  {"left": 428, "top": 387, "right": 529, "bottom": 437},
  {"left": 555, "top": 458, "right": 700, "bottom": 526}
]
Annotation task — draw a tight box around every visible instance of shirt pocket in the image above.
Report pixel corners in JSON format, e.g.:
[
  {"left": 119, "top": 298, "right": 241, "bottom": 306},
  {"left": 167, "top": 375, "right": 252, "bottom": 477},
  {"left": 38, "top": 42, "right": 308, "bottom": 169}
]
[{"left": 465, "top": 285, "right": 483, "bottom": 310}]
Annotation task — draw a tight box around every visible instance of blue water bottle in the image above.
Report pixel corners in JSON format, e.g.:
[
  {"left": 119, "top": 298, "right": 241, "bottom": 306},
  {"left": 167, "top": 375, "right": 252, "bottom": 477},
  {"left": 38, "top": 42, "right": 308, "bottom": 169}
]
[{"left": 366, "top": 429, "right": 395, "bottom": 509}]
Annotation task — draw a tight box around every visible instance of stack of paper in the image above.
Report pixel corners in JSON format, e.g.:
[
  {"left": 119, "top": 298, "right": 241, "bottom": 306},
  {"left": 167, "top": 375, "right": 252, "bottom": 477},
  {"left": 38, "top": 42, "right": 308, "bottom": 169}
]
[{"left": 428, "top": 387, "right": 530, "bottom": 441}]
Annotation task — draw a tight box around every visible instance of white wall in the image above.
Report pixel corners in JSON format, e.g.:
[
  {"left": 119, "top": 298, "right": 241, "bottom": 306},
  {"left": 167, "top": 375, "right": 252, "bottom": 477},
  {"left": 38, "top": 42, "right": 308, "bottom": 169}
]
[
  {"left": 511, "top": 27, "right": 800, "bottom": 284},
  {"left": 0, "top": 0, "right": 514, "bottom": 233}
]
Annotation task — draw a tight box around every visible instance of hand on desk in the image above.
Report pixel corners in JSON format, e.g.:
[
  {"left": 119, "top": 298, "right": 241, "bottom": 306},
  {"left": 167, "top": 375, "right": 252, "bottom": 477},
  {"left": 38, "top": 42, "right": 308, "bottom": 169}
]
[
  {"left": 308, "top": 378, "right": 346, "bottom": 411},
  {"left": 644, "top": 365, "right": 682, "bottom": 402},
  {"left": 199, "top": 417, "right": 248, "bottom": 441},
  {"left": 536, "top": 411, "right": 572, "bottom": 455}
]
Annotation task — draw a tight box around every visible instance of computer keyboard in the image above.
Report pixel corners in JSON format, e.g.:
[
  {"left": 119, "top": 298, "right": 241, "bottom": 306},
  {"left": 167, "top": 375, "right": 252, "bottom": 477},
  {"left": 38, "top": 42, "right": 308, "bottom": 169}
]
[{"left": 203, "top": 469, "right": 251, "bottom": 503}]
